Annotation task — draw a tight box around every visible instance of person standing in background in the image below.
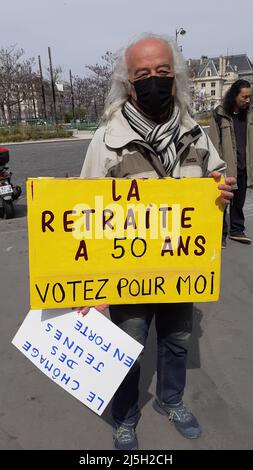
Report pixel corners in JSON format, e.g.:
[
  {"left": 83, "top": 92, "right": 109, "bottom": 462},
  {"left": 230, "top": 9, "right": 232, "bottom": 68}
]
[{"left": 210, "top": 79, "right": 253, "bottom": 247}]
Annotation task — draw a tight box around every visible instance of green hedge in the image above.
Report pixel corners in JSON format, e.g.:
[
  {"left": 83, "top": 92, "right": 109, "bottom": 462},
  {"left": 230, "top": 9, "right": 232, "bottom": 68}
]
[
  {"left": 194, "top": 112, "right": 211, "bottom": 127},
  {"left": 195, "top": 118, "right": 211, "bottom": 127},
  {"left": 0, "top": 125, "right": 73, "bottom": 143}
]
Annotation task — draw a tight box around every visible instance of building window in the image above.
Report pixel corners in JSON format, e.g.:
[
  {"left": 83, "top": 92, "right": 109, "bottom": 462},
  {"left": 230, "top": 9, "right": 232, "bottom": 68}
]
[
  {"left": 207, "top": 70, "right": 211, "bottom": 77},
  {"left": 201, "top": 83, "right": 206, "bottom": 88},
  {"left": 211, "top": 82, "right": 216, "bottom": 87},
  {"left": 211, "top": 90, "right": 215, "bottom": 96}
]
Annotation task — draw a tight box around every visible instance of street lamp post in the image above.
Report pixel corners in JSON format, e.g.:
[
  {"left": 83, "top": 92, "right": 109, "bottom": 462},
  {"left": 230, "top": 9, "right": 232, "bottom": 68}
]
[{"left": 175, "top": 27, "right": 186, "bottom": 44}]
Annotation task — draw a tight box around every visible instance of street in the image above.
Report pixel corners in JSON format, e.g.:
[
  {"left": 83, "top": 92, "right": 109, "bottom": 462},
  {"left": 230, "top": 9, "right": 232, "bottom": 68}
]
[{"left": 0, "top": 140, "right": 253, "bottom": 450}]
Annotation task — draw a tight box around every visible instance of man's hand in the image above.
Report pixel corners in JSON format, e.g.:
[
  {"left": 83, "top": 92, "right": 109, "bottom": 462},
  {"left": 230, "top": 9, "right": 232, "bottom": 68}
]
[
  {"left": 72, "top": 304, "right": 109, "bottom": 317},
  {"left": 209, "top": 171, "right": 236, "bottom": 205}
]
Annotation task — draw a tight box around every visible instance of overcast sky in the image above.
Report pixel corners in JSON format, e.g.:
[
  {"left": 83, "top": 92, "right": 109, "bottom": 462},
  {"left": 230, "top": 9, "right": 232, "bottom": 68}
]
[{"left": 1, "top": 0, "right": 253, "bottom": 78}]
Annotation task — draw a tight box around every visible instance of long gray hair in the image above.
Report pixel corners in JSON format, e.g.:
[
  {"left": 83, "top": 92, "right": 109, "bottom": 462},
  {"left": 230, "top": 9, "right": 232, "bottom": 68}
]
[{"left": 101, "top": 33, "right": 190, "bottom": 123}]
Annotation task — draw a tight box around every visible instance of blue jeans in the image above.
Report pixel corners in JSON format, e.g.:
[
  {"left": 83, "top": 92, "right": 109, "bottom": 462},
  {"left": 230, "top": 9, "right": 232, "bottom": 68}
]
[{"left": 109, "top": 302, "right": 193, "bottom": 427}]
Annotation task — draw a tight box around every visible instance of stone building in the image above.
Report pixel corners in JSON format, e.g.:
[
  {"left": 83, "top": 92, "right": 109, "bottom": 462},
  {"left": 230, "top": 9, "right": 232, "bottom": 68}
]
[{"left": 188, "top": 54, "right": 253, "bottom": 112}]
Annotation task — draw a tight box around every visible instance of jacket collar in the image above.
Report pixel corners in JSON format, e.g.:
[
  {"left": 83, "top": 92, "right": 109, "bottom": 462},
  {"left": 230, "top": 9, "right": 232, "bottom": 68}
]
[
  {"left": 248, "top": 107, "right": 253, "bottom": 125},
  {"left": 104, "top": 107, "right": 200, "bottom": 149},
  {"left": 216, "top": 104, "right": 253, "bottom": 123},
  {"left": 104, "top": 108, "right": 141, "bottom": 148}
]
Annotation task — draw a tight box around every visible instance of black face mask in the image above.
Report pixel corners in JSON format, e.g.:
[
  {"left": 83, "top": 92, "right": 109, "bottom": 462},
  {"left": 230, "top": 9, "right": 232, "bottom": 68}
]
[{"left": 132, "top": 76, "right": 175, "bottom": 118}]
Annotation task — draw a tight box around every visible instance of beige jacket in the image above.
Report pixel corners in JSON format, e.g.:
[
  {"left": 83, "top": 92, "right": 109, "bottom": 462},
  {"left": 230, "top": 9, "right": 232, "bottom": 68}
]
[
  {"left": 80, "top": 108, "right": 226, "bottom": 179},
  {"left": 209, "top": 105, "right": 253, "bottom": 187}
]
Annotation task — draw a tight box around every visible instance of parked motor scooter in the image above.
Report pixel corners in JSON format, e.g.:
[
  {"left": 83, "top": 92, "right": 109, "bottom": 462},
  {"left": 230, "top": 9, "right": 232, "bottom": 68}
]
[{"left": 0, "top": 147, "right": 22, "bottom": 219}]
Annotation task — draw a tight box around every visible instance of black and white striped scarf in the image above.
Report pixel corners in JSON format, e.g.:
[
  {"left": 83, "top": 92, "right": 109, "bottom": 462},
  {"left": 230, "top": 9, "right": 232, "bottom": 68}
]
[{"left": 123, "top": 100, "right": 181, "bottom": 175}]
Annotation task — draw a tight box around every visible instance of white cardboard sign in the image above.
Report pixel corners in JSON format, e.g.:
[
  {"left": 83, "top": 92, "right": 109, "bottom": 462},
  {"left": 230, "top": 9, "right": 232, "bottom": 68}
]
[{"left": 12, "top": 308, "right": 143, "bottom": 415}]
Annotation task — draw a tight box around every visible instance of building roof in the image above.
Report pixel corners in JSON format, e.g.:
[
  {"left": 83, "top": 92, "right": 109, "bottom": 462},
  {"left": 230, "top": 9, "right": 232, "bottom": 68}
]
[
  {"left": 210, "top": 54, "right": 253, "bottom": 73},
  {"left": 188, "top": 54, "right": 253, "bottom": 77},
  {"left": 199, "top": 59, "right": 218, "bottom": 77}
]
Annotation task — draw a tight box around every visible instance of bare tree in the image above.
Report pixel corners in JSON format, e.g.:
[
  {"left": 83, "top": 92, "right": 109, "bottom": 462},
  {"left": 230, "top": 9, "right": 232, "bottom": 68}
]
[
  {"left": 0, "top": 46, "right": 24, "bottom": 123},
  {"left": 0, "top": 46, "right": 37, "bottom": 124},
  {"left": 85, "top": 51, "right": 117, "bottom": 120},
  {"left": 0, "top": 46, "right": 117, "bottom": 125}
]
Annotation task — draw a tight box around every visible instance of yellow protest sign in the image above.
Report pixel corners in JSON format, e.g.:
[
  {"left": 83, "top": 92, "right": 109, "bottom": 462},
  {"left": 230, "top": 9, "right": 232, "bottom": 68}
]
[{"left": 27, "top": 177, "right": 223, "bottom": 309}]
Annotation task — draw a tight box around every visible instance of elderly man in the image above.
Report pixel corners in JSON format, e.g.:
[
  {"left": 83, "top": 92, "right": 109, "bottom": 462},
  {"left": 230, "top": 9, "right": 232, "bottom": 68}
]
[{"left": 80, "top": 34, "right": 235, "bottom": 450}]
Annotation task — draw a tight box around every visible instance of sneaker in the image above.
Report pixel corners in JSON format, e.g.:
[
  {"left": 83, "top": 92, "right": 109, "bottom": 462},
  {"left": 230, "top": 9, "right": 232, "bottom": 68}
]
[
  {"left": 229, "top": 233, "right": 252, "bottom": 244},
  {"left": 113, "top": 423, "right": 138, "bottom": 450},
  {"left": 153, "top": 399, "right": 201, "bottom": 439}
]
